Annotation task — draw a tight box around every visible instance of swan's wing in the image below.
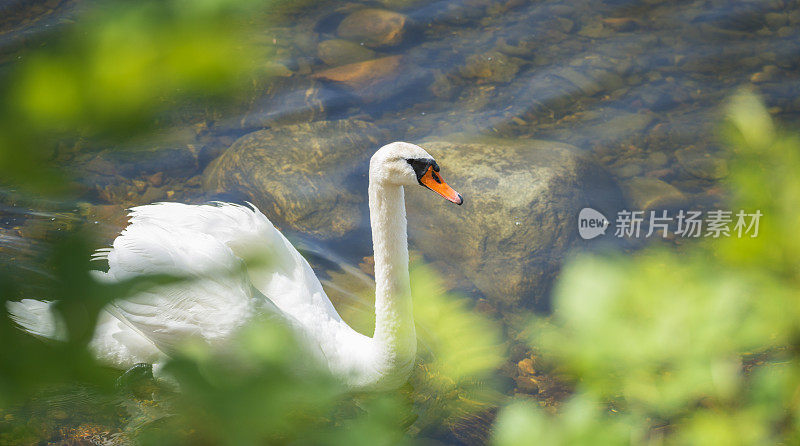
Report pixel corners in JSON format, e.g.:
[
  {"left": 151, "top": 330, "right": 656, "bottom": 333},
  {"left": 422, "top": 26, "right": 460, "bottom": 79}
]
[
  {"left": 5, "top": 297, "right": 167, "bottom": 369},
  {"left": 5, "top": 299, "right": 65, "bottom": 340},
  {"left": 104, "top": 222, "right": 262, "bottom": 352},
  {"left": 118, "top": 202, "right": 344, "bottom": 324},
  {"left": 88, "top": 308, "right": 164, "bottom": 369}
]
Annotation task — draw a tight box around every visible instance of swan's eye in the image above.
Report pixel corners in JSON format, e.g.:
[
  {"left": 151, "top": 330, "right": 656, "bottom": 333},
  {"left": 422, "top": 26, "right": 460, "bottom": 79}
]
[{"left": 407, "top": 158, "right": 438, "bottom": 180}]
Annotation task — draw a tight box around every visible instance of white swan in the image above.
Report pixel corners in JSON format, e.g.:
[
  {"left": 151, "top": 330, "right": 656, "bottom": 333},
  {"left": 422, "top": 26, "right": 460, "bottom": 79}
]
[{"left": 8, "top": 142, "right": 463, "bottom": 391}]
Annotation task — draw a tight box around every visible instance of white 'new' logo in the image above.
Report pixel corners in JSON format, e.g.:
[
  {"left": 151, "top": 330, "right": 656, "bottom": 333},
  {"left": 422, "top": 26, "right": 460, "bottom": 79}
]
[{"left": 578, "top": 208, "right": 609, "bottom": 240}]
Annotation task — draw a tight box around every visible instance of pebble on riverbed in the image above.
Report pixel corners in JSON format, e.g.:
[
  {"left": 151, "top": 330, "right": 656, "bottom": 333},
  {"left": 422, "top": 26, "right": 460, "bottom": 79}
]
[
  {"left": 623, "top": 177, "right": 686, "bottom": 210},
  {"left": 317, "top": 39, "right": 377, "bottom": 66},
  {"left": 459, "top": 51, "right": 521, "bottom": 83},
  {"left": 674, "top": 145, "right": 729, "bottom": 180},
  {"left": 312, "top": 55, "right": 430, "bottom": 104},
  {"left": 312, "top": 55, "right": 402, "bottom": 90},
  {"left": 336, "top": 8, "right": 407, "bottom": 48}
]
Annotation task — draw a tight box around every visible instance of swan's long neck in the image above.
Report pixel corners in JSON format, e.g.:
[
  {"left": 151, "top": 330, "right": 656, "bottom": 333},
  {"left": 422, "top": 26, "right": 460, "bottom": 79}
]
[{"left": 368, "top": 179, "right": 416, "bottom": 377}]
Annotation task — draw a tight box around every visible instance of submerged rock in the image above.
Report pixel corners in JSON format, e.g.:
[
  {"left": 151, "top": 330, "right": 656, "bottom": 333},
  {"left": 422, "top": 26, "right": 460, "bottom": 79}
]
[
  {"left": 494, "top": 37, "right": 537, "bottom": 57},
  {"left": 336, "top": 8, "right": 407, "bottom": 48},
  {"left": 313, "top": 55, "right": 402, "bottom": 90},
  {"left": 460, "top": 51, "right": 520, "bottom": 83},
  {"left": 574, "top": 110, "right": 655, "bottom": 145},
  {"left": 203, "top": 120, "right": 383, "bottom": 238},
  {"left": 70, "top": 145, "right": 201, "bottom": 205},
  {"left": 317, "top": 39, "right": 377, "bottom": 66},
  {"left": 312, "top": 55, "right": 429, "bottom": 103},
  {"left": 623, "top": 177, "right": 685, "bottom": 210},
  {"left": 75, "top": 147, "right": 199, "bottom": 180},
  {"left": 234, "top": 78, "right": 331, "bottom": 131},
  {"left": 406, "top": 138, "right": 620, "bottom": 308},
  {"left": 674, "top": 145, "right": 728, "bottom": 180}
]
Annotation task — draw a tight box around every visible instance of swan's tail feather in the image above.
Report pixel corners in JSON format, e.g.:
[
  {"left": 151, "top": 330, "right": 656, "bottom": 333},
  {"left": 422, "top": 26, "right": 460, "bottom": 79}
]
[
  {"left": 91, "top": 247, "right": 114, "bottom": 262},
  {"left": 5, "top": 299, "right": 66, "bottom": 341}
]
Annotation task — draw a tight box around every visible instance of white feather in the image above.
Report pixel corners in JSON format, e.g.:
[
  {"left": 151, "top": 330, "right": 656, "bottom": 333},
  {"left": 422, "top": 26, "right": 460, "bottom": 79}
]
[{"left": 6, "top": 299, "right": 65, "bottom": 340}]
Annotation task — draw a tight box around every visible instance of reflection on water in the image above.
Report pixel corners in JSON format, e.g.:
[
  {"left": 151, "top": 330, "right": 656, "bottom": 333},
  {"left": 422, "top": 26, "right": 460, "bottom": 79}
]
[{"left": 0, "top": 0, "right": 798, "bottom": 440}]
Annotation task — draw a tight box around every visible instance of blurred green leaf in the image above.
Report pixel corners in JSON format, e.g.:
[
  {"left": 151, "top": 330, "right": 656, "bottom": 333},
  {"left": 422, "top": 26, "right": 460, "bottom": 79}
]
[
  {"left": 492, "top": 91, "right": 800, "bottom": 445},
  {"left": 408, "top": 262, "right": 506, "bottom": 437},
  {"left": 0, "top": 0, "right": 272, "bottom": 193}
]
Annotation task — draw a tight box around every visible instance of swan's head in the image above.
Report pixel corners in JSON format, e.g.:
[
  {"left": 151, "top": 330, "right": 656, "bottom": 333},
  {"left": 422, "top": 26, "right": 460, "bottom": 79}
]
[{"left": 370, "top": 142, "right": 463, "bottom": 205}]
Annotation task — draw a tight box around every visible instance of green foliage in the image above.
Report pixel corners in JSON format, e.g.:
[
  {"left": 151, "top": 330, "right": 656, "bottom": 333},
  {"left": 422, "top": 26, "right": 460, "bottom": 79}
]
[
  {"left": 303, "top": 260, "right": 508, "bottom": 440},
  {"left": 408, "top": 262, "right": 506, "bottom": 436},
  {"left": 0, "top": 238, "right": 505, "bottom": 444},
  {"left": 492, "top": 91, "right": 800, "bottom": 445},
  {"left": 0, "top": 0, "right": 272, "bottom": 193},
  {"left": 0, "top": 231, "right": 182, "bottom": 407},
  {"left": 131, "top": 320, "right": 343, "bottom": 445},
  {"left": 12, "top": 0, "right": 263, "bottom": 134}
]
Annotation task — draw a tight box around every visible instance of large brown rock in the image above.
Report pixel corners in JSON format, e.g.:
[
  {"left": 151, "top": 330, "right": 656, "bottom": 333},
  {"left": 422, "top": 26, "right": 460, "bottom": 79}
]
[
  {"left": 405, "top": 137, "right": 619, "bottom": 307},
  {"left": 203, "top": 120, "right": 383, "bottom": 238},
  {"left": 336, "top": 8, "right": 407, "bottom": 48}
]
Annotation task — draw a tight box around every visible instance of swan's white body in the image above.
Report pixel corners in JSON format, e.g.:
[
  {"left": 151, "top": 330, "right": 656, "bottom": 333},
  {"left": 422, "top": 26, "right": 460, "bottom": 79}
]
[{"left": 8, "top": 142, "right": 460, "bottom": 391}]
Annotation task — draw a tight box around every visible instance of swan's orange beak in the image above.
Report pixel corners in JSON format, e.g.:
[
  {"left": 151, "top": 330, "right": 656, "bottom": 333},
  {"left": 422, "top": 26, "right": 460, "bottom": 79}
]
[{"left": 419, "top": 166, "right": 463, "bottom": 205}]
